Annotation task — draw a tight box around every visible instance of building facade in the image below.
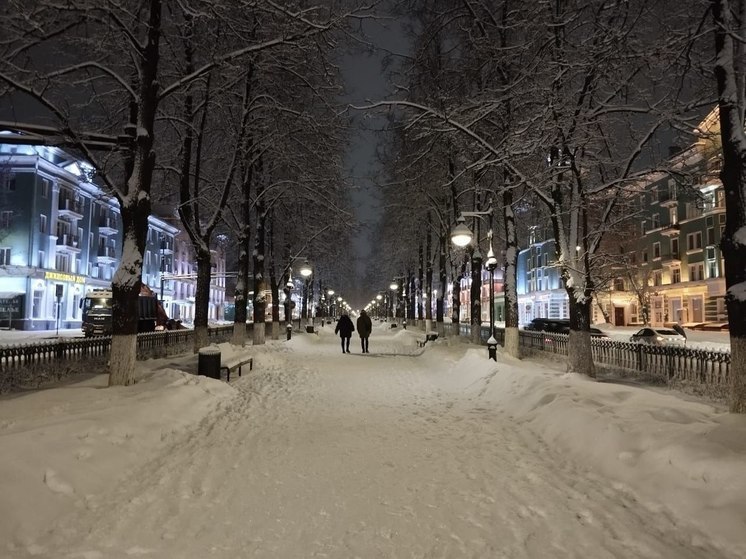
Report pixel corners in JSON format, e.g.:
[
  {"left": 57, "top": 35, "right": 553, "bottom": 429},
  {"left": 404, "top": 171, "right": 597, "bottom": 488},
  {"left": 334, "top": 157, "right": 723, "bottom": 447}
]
[
  {"left": 0, "top": 141, "right": 225, "bottom": 330},
  {"left": 516, "top": 109, "right": 728, "bottom": 329}
]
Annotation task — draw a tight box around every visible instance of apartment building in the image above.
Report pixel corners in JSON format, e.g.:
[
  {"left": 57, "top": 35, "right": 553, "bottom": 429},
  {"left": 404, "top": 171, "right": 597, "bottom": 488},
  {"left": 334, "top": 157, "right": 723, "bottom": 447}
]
[
  {"left": 0, "top": 140, "right": 225, "bottom": 330},
  {"left": 516, "top": 108, "right": 728, "bottom": 330}
]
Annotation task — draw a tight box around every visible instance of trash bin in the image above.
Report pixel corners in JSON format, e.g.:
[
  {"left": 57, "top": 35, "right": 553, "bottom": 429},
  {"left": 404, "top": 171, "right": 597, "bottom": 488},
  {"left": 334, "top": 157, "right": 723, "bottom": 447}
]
[
  {"left": 306, "top": 325, "right": 315, "bottom": 333},
  {"left": 198, "top": 346, "right": 221, "bottom": 379},
  {"left": 286, "top": 323, "right": 293, "bottom": 340}
]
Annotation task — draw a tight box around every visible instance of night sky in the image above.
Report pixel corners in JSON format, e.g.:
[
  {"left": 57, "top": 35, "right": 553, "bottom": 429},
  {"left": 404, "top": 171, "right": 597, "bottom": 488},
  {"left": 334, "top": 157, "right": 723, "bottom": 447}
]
[{"left": 339, "top": 8, "right": 410, "bottom": 304}]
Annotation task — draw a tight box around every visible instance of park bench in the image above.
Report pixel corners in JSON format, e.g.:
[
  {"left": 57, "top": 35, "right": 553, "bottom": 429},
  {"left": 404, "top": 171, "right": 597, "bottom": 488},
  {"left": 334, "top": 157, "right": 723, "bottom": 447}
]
[{"left": 220, "top": 355, "right": 254, "bottom": 382}]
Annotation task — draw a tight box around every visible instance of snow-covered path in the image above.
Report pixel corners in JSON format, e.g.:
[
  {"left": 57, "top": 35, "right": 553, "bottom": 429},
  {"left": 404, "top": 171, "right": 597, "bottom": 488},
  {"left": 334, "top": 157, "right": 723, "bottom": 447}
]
[{"left": 13, "top": 327, "right": 736, "bottom": 559}]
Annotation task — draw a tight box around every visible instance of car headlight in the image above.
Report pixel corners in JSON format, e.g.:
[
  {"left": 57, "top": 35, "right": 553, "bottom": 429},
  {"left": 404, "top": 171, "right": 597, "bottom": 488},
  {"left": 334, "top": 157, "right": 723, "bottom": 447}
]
[{"left": 656, "top": 336, "right": 664, "bottom": 342}]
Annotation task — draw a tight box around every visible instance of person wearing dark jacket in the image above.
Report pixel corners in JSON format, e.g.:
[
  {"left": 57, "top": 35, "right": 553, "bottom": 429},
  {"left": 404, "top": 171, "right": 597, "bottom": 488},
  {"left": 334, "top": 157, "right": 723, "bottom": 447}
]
[
  {"left": 335, "top": 311, "right": 355, "bottom": 353},
  {"left": 356, "top": 309, "right": 373, "bottom": 353}
]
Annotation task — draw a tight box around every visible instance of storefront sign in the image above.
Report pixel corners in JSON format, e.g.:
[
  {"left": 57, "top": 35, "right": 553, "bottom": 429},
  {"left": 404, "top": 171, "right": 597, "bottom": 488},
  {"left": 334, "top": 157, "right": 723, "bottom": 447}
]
[
  {"left": 0, "top": 294, "right": 24, "bottom": 316},
  {"left": 45, "top": 271, "right": 86, "bottom": 283}
]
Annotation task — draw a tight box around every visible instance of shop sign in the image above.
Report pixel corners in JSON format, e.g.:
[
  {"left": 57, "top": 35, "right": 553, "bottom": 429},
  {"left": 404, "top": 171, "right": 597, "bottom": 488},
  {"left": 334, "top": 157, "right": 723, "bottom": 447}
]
[
  {"left": 45, "top": 271, "right": 86, "bottom": 283},
  {"left": 0, "top": 294, "right": 24, "bottom": 316}
]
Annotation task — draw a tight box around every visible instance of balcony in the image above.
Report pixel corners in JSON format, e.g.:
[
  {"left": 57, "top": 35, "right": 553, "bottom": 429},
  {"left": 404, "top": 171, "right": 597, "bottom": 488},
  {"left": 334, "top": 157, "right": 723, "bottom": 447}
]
[
  {"left": 97, "top": 245, "right": 117, "bottom": 263},
  {"left": 56, "top": 233, "right": 81, "bottom": 252},
  {"left": 660, "top": 222, "right": 680, "bottom": 236},
  {"left": 99, "top": 217, "right": 118, "bottom": 236},
  {"left": 58, "top": 197, "right": 84, "bottom": 219},
  {"left": 662, "top": 251, "right": 681, "bottom": 264},
  {"left": 659, "top": 193, "right": 678, "bottom": 207},
  {"left": 158, "top": 239, "right": 174, "bottom": 255}
]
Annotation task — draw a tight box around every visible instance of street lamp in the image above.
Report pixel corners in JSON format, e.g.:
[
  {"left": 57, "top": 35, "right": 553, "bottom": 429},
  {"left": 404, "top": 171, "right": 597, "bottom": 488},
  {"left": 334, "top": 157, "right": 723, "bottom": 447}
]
[
  {"left": 451, "top": 207, "right": 493, "bottom": 344},
  {"left": 485, "top": 230, "right": 499, "bottom": 361}
]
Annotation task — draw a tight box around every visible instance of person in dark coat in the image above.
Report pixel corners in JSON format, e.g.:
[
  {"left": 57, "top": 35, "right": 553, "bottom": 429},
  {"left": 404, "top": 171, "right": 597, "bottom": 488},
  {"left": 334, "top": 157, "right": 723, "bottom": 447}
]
[
  {"left": 335, "top": 311, "right": 355, "bottom": 353},
  {"left": 356, "top": 309, "right": 373, "bottom": 353}
]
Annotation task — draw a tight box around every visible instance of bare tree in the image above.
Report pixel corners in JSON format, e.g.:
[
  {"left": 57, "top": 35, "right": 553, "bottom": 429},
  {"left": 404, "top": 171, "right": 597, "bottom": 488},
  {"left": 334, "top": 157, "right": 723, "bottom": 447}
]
[{"left": 711, "top": 0, "right": 746, "bottom": 412}]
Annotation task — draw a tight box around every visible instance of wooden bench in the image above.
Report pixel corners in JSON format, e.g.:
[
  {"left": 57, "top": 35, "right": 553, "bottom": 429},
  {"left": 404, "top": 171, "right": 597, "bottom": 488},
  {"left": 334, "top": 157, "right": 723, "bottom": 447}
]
[{"left": 220, "top": 356, "right": 254, "bottom": 382}]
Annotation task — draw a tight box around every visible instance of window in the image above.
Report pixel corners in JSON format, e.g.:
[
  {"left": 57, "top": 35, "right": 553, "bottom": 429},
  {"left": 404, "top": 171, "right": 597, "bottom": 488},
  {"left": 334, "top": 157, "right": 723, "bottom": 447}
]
[
  {"left": 641, "top": 221, "right": 647, "bottom": 235},
  {"left": 38, "top": 250, "right": 44, "bottom": 268},
  {"left": 32, "top": 290, "right": 43, "bottom": 318},
  {"left": 653, "top": 242, "right": 661, "bottom": 259},
  {"left": 672, "top": 268, "right": 681, "bottom": 284},
  {"left": 542, "top": 253, "right": 548, "bottom": 267},
  {"left": 643, "top": 249, "right": 648, "bottom": 263},
  {"left": 651, "top": 185, "right": 658, "bottom": 202},
  {"left": 614, "top": 278, "right": 625, "bottom": 291},
  {"left": 0, "top": 247, "right": 10, "bottom": 265},
  {"left": 55, "top": 253, "right": 70, "bottom": 272},
  {"left": 40, "top": 215, "right": 47, "bottom": 234},
  {"left": 651, "top": 214, "right": 660, "bottom": 229},
  {"left": 716, "top": 190, "right": 725, "bottom": 208},
  {"left": 689, "top": 263, "right": 704, "bottom": 281},
  {"left": 654, "top": 270, "right": 662, "bottom": 286},
  {"left": 40, "top": 179, "right": 49, "bottom": 198},
  {"left": 1, "top": 173, "right": 16, "bottom": 192},
  {"left": 707, "top": 227, "right": 715, "bottom": 245},
  {"left": 668, "top": 180, "right": 677, "bottom": 200},
  {"left": 686, "top": 203, "right": 699, "bottom": 219},
  {"left": 0, "top": 211, "right": 12, "bottom": 229},
  {"left": 669, "top": 207, "right": 678, "bottom": 226},
  {"left": 687, "top": 232, "right": 703, "bottom": 251}
]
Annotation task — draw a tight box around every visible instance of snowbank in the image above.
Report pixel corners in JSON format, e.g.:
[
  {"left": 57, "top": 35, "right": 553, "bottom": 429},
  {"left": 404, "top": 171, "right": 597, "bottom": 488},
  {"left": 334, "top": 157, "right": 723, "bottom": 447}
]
[{"left": 0, "top": 367, "right": 237, "bottom": 548}]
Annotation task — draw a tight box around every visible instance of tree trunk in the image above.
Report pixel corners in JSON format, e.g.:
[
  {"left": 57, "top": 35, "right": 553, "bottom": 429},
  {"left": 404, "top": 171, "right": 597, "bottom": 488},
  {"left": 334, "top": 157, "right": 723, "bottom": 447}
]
[
  {"left": 232, "top": 231, "right": 249, "bottom": 346},
  {"left": 470, "top": 248, "right": 482, "bottom": 346},
  {"left": 417, "top": 240, "right": 424, "bottom": 327},
  {"left": 712, "top": 0, "right": 746, "bottom": 412},
  {"left": 425, "top": 212, "right": 433, "bottom": 332},
  {"left": 437, "top": 236, "right": 446, "bottom": 337},
  {"left": 109, "top": 206, "right": 148, "bottom": 386},
  {"left": 567, "top": 293, "right": 595, "bottom": 378},
  {"left": 252, "top": 178, "right": 266, "bottom": 345},
  {"left": 503, "top": 189, "right": 520, "bottom": 358},
  {"left": 109, "top": 0, "right": 161, "bottom": 387},
  {"left": 193, "top": 249, "right": 212, "bottom": 351}
]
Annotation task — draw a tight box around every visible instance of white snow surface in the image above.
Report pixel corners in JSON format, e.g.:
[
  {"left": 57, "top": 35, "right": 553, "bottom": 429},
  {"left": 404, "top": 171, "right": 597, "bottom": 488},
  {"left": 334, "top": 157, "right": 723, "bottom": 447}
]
[{"left": 1, "top": 324, "right": 745, "bottom": 558}]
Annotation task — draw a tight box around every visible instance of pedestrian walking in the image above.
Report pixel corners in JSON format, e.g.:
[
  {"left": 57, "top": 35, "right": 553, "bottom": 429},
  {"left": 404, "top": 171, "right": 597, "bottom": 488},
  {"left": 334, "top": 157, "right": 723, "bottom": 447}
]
[
  {"left": 356, "top": 309, "right": 373, "bottom": 353},
  {"left": 335, "top": 311, "right": 355, "bottom": 353}
]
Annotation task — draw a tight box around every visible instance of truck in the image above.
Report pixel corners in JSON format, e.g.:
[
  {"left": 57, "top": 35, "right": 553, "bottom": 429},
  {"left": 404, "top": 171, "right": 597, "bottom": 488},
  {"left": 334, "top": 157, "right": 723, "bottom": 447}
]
[{"left": 81, "top": 285, "right": 167, "bottom": 337}]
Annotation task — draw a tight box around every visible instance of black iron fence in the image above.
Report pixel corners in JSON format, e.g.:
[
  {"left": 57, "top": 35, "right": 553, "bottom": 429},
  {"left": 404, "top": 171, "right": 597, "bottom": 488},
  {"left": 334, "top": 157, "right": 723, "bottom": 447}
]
[
  {"left": 0, "top": 325, "right": 236, "bottom": 392},
  {"left": 456, "top": 324, "right": 730, "bottom": 399}
]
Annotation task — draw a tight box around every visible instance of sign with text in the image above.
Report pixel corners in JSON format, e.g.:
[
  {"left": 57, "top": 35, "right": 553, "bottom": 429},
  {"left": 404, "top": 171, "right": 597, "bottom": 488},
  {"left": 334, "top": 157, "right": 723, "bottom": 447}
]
[{"left": 45, "top": 271, "right": 86, "bottom": 284}]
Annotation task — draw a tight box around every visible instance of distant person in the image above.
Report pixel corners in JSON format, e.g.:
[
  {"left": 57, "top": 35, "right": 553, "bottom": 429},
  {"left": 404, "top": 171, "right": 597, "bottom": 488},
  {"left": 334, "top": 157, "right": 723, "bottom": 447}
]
[
  {"left": 672, "top": 322, "right": 687, "bottom": 339},
  {"left": 335, "top": 311, "right": 355, "bottom": 353},
  {"left": 356, "top": 309, "right": 373, "bottom": 353}
]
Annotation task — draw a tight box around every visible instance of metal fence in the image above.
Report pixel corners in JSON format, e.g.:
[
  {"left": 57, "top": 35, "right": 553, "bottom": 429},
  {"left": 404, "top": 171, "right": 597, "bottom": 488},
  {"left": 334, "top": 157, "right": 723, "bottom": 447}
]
[
  {"left": 0, "top": 324, "right": 236, "bottom": 392},
  {"left": 453, "top": 324, "right": 731, "bottom": 398}
]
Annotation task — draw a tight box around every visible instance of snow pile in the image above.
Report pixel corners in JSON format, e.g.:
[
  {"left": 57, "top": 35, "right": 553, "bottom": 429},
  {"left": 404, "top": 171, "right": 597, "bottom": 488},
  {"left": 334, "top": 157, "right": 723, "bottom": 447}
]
[
  {"left": 0, "top": 368, "right": 236, "bottom": 549},
  {"left": 432, "top": 347, "right": 746, "bottom": 550}
]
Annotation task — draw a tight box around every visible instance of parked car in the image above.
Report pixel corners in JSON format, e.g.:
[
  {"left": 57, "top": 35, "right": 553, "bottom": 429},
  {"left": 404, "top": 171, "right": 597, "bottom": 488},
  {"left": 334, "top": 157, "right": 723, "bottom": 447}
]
[
  {"left": 525, "top": 318, "right": 570, "bottom": 333},
  {"left": 629, "top": 327, "right": 686, "bottom": 346},
  {"left": 525, "top": 318, "right": 610, "bottom": 339}
]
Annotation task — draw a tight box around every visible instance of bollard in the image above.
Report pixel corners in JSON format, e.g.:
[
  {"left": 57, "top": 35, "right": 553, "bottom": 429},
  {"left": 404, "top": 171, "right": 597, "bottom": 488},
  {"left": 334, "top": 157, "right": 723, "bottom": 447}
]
[
  {"left": 487, "top": 336, "right": 498, "bottom": 361},
  {"left": 286, "top": 323, "right": 292, "bottom": 341}
]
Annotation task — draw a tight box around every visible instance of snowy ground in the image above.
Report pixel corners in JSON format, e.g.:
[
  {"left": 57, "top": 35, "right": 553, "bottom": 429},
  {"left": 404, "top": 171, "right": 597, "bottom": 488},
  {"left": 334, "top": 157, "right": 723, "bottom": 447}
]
[{"left": 1, "top": 324, "right": 744, "bottom": 558}]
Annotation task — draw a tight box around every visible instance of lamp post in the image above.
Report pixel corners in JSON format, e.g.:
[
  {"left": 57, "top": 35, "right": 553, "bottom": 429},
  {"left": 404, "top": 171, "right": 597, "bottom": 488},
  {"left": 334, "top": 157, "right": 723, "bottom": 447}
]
[
  {"left": 297, "top": 259, "right": 313, "bottom": 331},
  {"left": 159, "top": 235, "right": 167, "bottom": 305},
  {"left": 485, "top": 230, "right": 498, "bottom": 361},
  {"left": 450, "top": 207, "right": 493, "bottom": 345}
]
